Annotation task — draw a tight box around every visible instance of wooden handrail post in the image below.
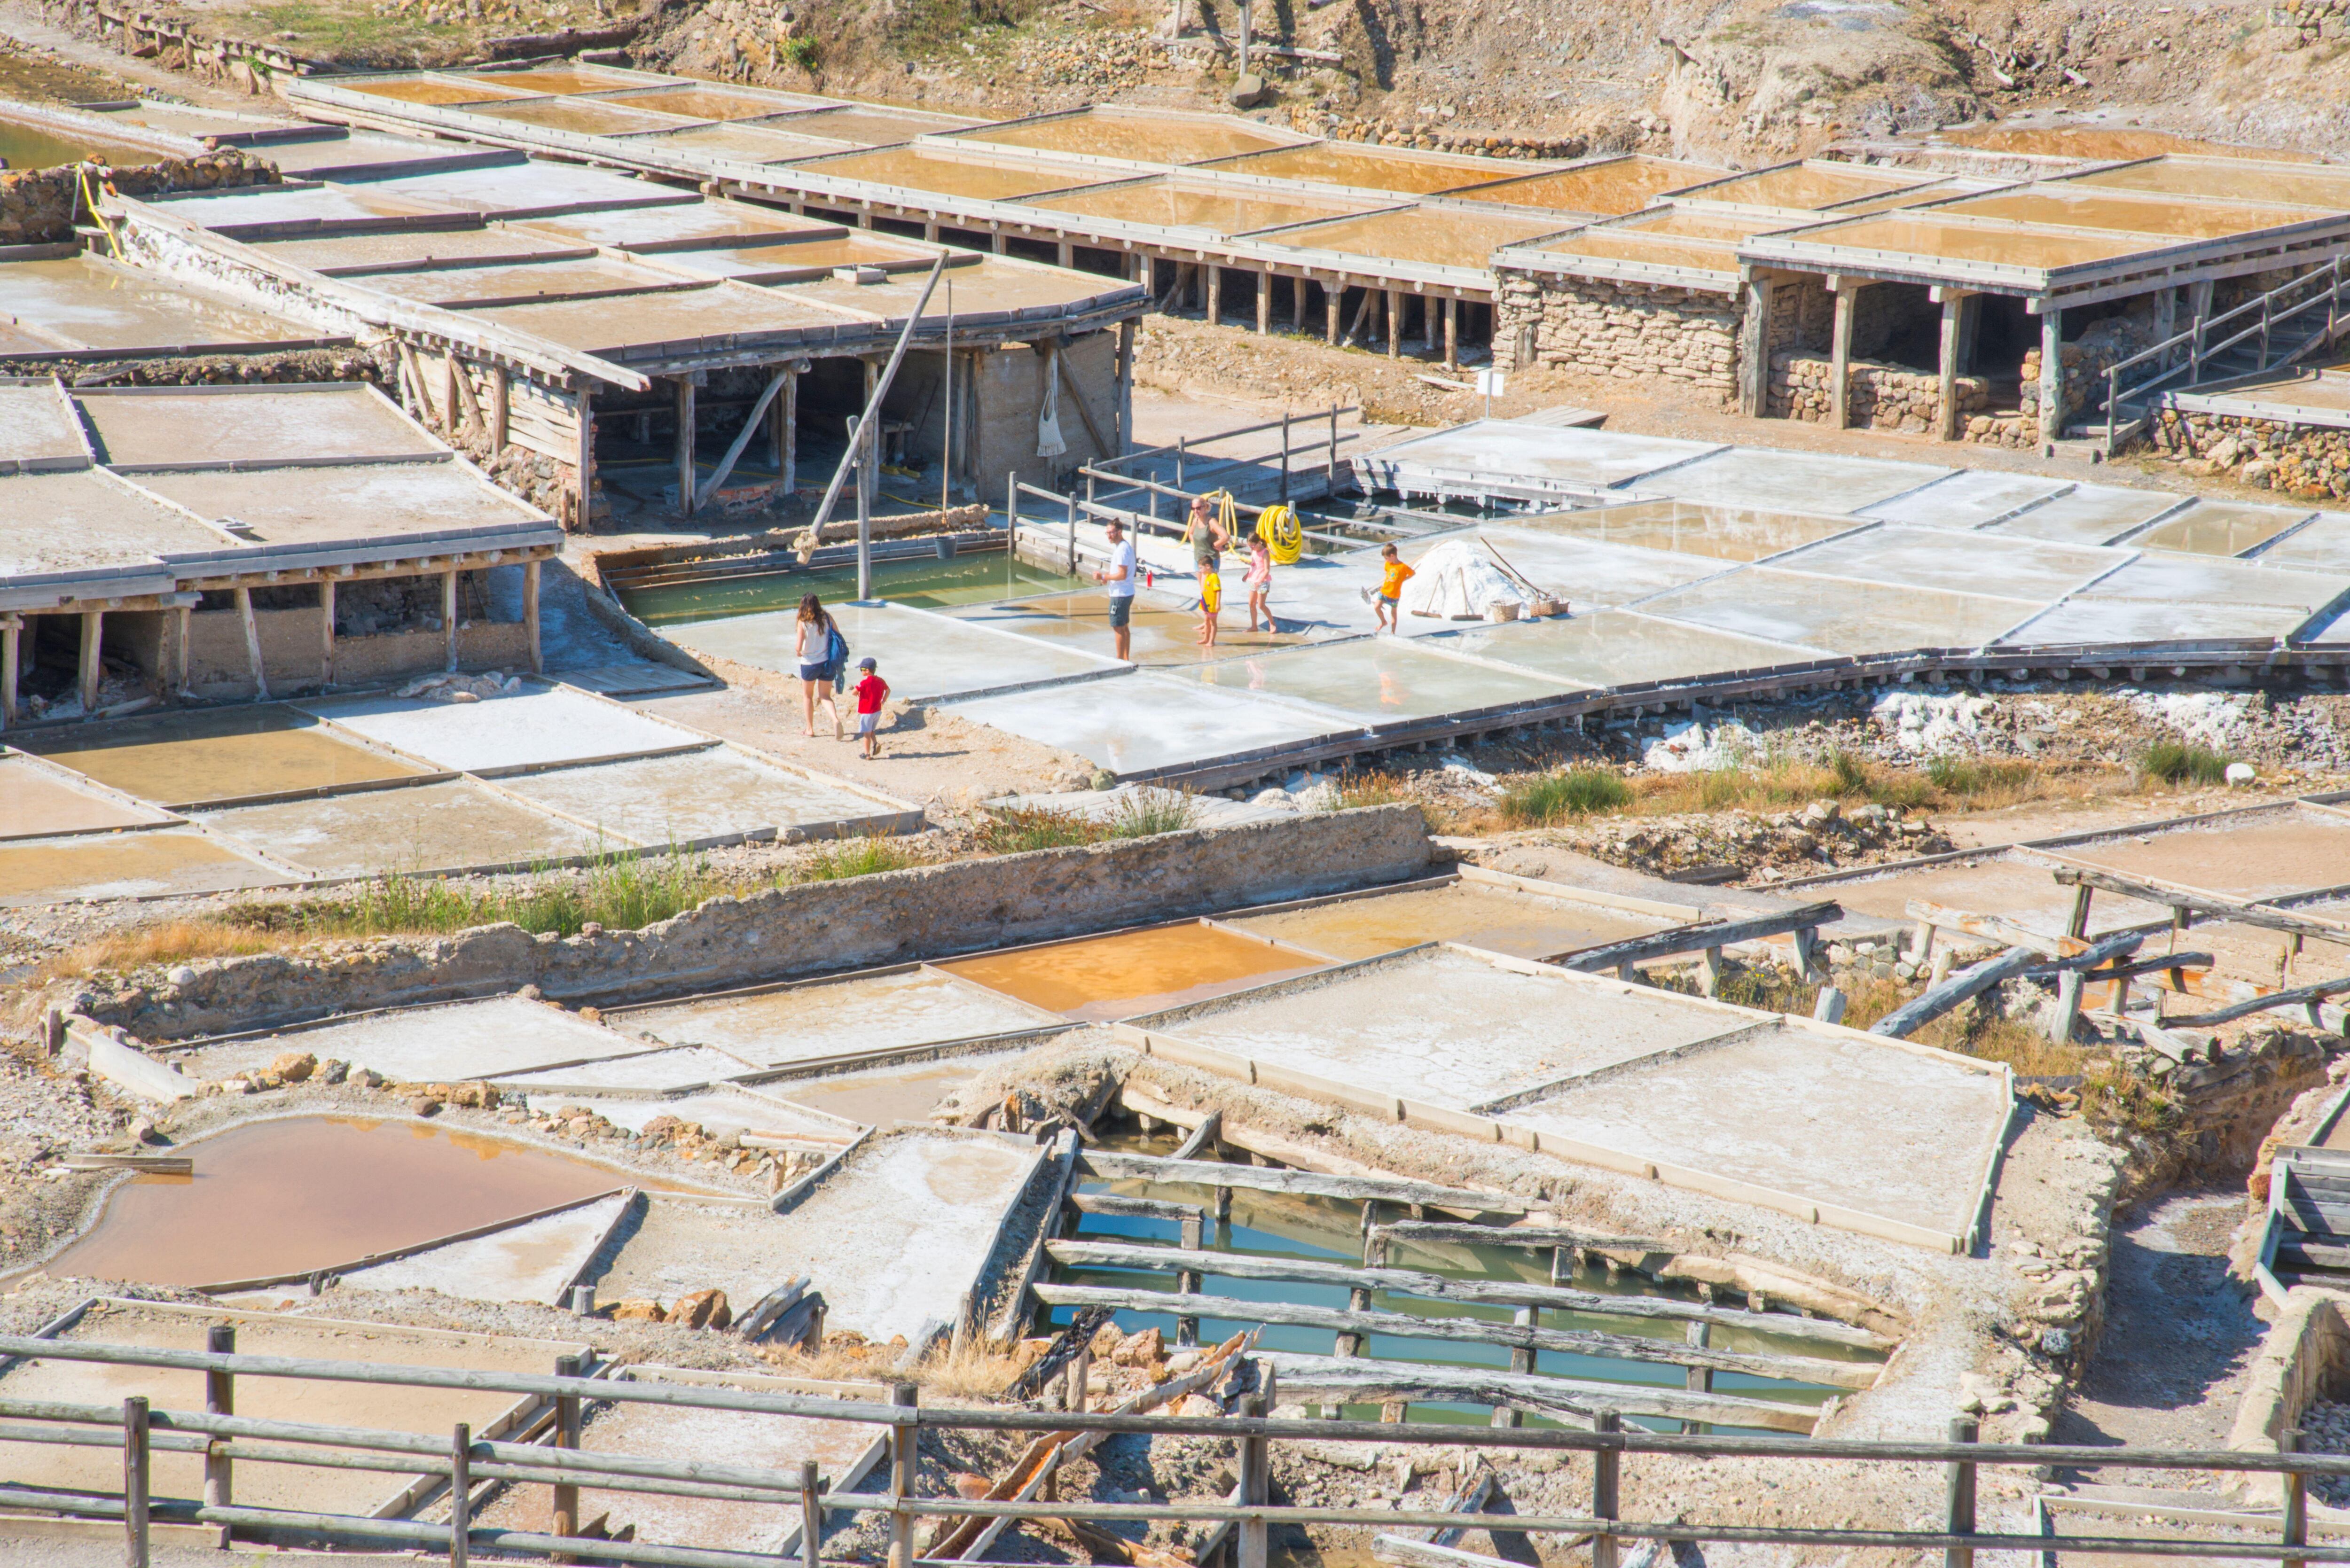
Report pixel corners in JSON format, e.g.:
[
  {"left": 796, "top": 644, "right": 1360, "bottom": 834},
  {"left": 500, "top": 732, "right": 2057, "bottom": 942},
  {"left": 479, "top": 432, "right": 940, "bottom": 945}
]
[
  {"left": 1238, "top": 1395, "right": 1269, "bottom": 1568},
  {"left": 888, "top": 1383, "right": 917, "bottom": 1568},
  {"left": 1590, "top": 1410, "right": 1620, "bottom": 1568},
  {"left": 802, "top": 1459, "right": 823, "bottom": 1568},
  {"left": 2284, "top": 1427, "right": 2308, "bottom": 1568},
  {"left": 1280, "top": 409, "right": 1291, "bottom": 505},
  {"left": 1006, "top": 469, "right": 1019, "bottom": 556},
  {"left": 1944, "top": 1414, "right": 1978, "bottom": 1568},
  {"left": 204, "top": 1324, "right": 234, "bottom": 1515},
  {"left": 1176, "top": 1211, "right": 1202, "bottom": 1349},
  {"left": 123, "top": 1395, "right": 150, "bottom": 1568},
  {"left": 551, "top": 1351, "right": 582, "bottom": 1562},
  {"left": 1175, "top": 435, "right": 1186, "bottom": 490},
  {"left": 449, "top": 1422, "right": 471, "bottom": 1568},
  {"left": 1328, "top": 406, "right": 1338, "bottom": 483}
]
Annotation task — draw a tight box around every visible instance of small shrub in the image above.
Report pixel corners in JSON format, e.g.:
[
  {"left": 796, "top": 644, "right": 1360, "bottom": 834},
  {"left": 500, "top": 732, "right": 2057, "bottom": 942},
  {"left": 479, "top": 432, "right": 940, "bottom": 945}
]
[
  {"left": 1106, "top": 791, "right": 1195, "bottom": 838},
  {"left": 780, "top": 34, "right": 820, "bottom": 67},
  {"left": 976, "top": 808, "right": 1104, "bottom": 854},
  {"left": 795, "top": 836, "right": 916, "bottom": 880},
  {"left": 2140, "top": 738, "right": 2230, "bottom": 786},
  {"left": 1829, "top": 749, "right": 1871, "bottom": 796},
  {"left": 1501, "top": 768, "right": 1629, "bottom": 825}
]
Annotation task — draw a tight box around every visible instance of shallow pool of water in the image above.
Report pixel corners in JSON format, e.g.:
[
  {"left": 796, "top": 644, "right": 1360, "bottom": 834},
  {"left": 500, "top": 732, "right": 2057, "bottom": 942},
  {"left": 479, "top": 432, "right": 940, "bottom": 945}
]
[
  {"left": 43, "top": 1116, "right": 631, "bottom": 1289},
  {"left": 620, "top": 552, "right": 1086, "bottom": 625},
  {"left": 941, "top": 924, "right": 1329, "bottom": 1022},
  {"left": 1055, "top": 1168, "right": 1877, "bottom": 1434},
  {"left": 0, "top": 119, "right": 151, "bottom": 171}
]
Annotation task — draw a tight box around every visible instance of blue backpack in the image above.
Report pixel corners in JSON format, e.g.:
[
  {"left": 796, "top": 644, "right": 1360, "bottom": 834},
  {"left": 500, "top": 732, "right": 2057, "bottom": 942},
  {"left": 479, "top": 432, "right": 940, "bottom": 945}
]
[{"left": 824, "top": 624, "right": 850, "bottom": 692}]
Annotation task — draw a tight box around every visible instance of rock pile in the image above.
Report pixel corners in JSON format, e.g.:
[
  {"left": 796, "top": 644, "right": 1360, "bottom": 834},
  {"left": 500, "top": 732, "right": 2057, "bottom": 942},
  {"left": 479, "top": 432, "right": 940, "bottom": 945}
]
[
  {"left": 1769, "top": 352, "right": 1990, "bottom": 433},
  {"left": 1495, "top": 273, "right": 1739, "bottom": 392},
  {"left": 1560, "top": 798, "right": 1951, "bottom": 879},
  {"left": 2149, "top": 409, "right": 2350, "bottom": 502},
  {"left": 1295, "top": 109, "right": 1588, "bottom": 160}
]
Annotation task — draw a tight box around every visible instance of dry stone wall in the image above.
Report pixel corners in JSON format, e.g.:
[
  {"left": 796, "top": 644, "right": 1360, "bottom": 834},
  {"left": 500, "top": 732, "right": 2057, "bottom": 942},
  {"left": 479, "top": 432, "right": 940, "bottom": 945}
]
[
  {"left": 1768, "top": 351, "right": 1990, "bottom": 433},
  {"left": 68, "top": 806, "right": 1438, "bottom": 1040},
  {"left": 0, "top": 148, "right": 273, "bottom": 247},
  {"left": 1494, "top": 271, "right": 1739, "bottom": 395},
  {"left": 2149, "top": 408, "right": 2350, "bottom": 501}
]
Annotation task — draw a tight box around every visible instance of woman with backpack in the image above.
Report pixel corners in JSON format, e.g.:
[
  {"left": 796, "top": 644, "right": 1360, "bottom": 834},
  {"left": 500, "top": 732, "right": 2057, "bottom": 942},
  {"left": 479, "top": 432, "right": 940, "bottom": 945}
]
[{"left": 794, "top": 593, "right": 846, "bottom": 741}]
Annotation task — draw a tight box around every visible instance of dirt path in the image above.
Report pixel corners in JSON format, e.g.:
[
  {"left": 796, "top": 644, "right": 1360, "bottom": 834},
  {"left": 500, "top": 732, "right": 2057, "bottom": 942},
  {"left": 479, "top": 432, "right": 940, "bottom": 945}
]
[{"left": 2049, "top": 1187, "right": 2268, "bottom": 1491}]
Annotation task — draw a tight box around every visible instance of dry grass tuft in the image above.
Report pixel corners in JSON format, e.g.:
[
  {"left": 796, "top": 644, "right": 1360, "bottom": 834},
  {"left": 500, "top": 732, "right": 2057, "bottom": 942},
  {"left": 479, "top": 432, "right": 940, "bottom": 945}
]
[
  {"left": 39, "top": 920, "right": 276, "bottom": 981},
  {"left": 915, "top": 1337, "right": 1028, "bottom": 1400}
]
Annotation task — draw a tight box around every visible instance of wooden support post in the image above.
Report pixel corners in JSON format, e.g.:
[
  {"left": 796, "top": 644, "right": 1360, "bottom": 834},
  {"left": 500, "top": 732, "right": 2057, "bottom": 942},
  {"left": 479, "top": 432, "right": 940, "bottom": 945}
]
[
  {"left": 2285, "top": 1427, "right": 2309, "bottom": 1568},
  {"left": 2066, "top": 883, "right": 2094, "bottom": 940},
  {"left": 550, "top": 1352, "right": 581, "bottom": 1561},
  {"left": 1328, "top": 406, "right": 1339, "bottom": 485},
  {"left": 1944, "top": 1415, "right": 1978, "bottom": 1568},
  {"left": 887, "top": 1383, "right": 916, "bottom": 1568},
  {"left": 1293, "top": 276, "right": 1308, "bottom": 335},
  {"left": 1257, "top": 271, "right": 1271, "bottom": 334},
  {"left": 1176, "top": 1209, "right": 1203, "bottom": 1348},
  {"left": 441, "top": 570, "right": 458, "bottom": 672},
  {"left": 173, "top": 606, "right": 191, "bottom": 697},
  {"left": 1206, "top": 265, "right": 1222, "bottom": 327},
  {"left": 441, "top": 353, "right": 462, "bottom": 436},
  {"left": 1936, "top": 291, "right": 1966, "bottom": 441},
  {"left": 449, "top": 1422, "right": 470, "bottom": 1568},
  {"left": 1387, "top": 289, "right": 1403, "bottom": 358},
  {"left": 1590, "top": 1411, "right": 1620, "bottom": 1568},
  {"left": 1326, "top": 285, "right": 1342, "bottom": 344},
  {"left": 233, "top": 591, "right": 266, "bottom": 701},
  {"left": 1065, "top": 1342, "right": 1091, "bottom": 1412},
  {"left": 1238, "top": 1395, "right": 1269, "bottom": 1568},
  {"left": 1829, "top": 283, "right": 1856, "bottom": 431},
  {"left": 1115, "top": 319, "right": 1136, "bottom": 456},
  {"left": 204, "top": 1325, "right": 234, "bottom": 1514},
  {"left": 575, "top": 388, "right": 595, "bottom": 530},
  {"left": 801, "top": 1460, "right": 823, "bottom": 1568},
  {"left": 0, "top": 618, "right": 15, "bottom": 726},
  {"left": 488, "top": 365, "right": 509, "bottom": 452},
  {"left": 79, "top": 608, "right": 103, "bottom": 711},
  {"left": 1739, "top": 273, "right": 1774, "bottom": 418},
  {"left": 1444, "top": 296, "right": 1459, "bottom": 371},
  {"left": 319, "top": 578, "right": 336, "bottom": 688},
  {"left": 1699, "top": 946, "right": 1726, "bottom": 998},
  {"left": 522, "top": 558, "right": 543, "bottom": 675},
  {"left": 674, "top": 375, "right": 697, "bottom": 517},
  {"left": 2038, "top": 307, "right": 2064, "bottom": 450},
  {"left": 782, "top": 367, "right": 799, "bottom": 495},
  {"left": 1684, "top": 1320, "right": 1713, "bottom": 1393},
  {"left": 124, "top": 1396, "right": 149, "bottom": 1568},
  {"left": 1057, "top": 239, "right": 1074, "bottom": 268},
  {"left": 1280, "top": 411, "right": 1292, "bottom": 505}
]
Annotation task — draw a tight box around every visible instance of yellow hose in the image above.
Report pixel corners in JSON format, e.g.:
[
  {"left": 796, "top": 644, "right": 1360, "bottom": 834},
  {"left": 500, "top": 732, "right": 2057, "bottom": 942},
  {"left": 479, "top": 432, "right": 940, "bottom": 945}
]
[{"left": 1254, "top": 503, "right": 1304, "bottom": 565}]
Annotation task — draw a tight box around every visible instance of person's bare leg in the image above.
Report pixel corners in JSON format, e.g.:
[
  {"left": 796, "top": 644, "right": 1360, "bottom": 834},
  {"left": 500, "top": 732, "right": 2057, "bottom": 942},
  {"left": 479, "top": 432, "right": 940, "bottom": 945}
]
[
  {"left": 1115, "top": 625, "right": 1131, "bottom": 661},
  {"left": 802, "top": 680, "right": 817, "bottom": 736}
]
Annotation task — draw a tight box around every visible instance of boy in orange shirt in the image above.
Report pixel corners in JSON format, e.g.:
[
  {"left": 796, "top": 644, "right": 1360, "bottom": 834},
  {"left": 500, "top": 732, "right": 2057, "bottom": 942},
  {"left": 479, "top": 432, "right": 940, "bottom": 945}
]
[
  {"left": 853, "top": 656, "right": 890, "bottom": 758},
  {"left": 1375, "top": 543, "right": 1413, "bottom": 633}
]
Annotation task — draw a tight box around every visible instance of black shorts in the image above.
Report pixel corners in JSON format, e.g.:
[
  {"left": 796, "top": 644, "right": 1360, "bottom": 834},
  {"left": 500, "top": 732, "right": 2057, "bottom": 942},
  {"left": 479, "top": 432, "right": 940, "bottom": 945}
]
[{"left": 1108, "top": 595, "right": 1133, "bottom": 629}]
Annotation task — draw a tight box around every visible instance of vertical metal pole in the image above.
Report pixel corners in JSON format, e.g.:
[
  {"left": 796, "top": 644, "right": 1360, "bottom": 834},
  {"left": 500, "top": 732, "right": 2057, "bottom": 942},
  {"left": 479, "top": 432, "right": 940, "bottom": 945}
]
[
  {"left": 1943, "top": 1414, "right": 1978, "bottom": 1568},
  {"left": 941, "top": 290, "right": 955, "bottom": 519},
  {"left": 782, "top": 367, "right": 799, "bottom": 497},
  {"left": 1328, "top": 407, "right": 1339, "bottom": 484},
  {"left": 1280, "top": 411, "right": 1291, "bottom": 504},
  {"left": 887, "top": 1383, "right": 916, "bottom": 1568},
  {"left": 449, "top": 1422, "right": 470, "bottom": 1568},
  {"left": 802, "top": 1459, "right": 823, "bottom": 1568},
  {"left": 204, "top": 1325, "right": 234, "bottom": 1514},
  {"left": 1065, "top": 490, "right": 1078, "bottom": 576},
  {"left": 551, "top": 1351, "right": 581, "bottom": 1561},
  {"left": 319, "top": 577, "right": 336, "bottom": 688},
  {"left": 123, "top": 1396, "right": 149, "bottom": 1568},
  {"left": 1238, "top": 1395, "right": 1269, "bottom": 1568},
  {"left": 1175, "top": 435, "right": 1186, "bottom": 490},
  {"left": 441, "top": 569, "right": 458, "bottom": 674},
  {"left": 674, "top": 375, "right": 696, "bottom": 518},
  {"left": 858, "top": 360, "right": 877, "bottom": 601},
  {"left": 1590, "top": 1410, "right": 1620, "bottom": 1568},
  {"left": 2284, "top": 1427, "right": 2308, "bottom": 1568}
]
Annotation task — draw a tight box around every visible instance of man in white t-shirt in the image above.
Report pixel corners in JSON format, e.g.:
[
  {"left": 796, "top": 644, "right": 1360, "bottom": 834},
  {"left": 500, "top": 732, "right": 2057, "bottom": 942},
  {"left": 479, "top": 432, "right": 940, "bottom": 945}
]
[{"left": 1095, "top": 517, "right": 1139, "bottom": 662}]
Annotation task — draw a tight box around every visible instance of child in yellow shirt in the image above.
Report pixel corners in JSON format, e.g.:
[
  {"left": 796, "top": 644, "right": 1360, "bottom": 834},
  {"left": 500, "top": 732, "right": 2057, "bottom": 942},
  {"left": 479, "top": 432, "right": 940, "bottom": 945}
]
[{"left": 1376, "top": 543, "right": 1413, "bottom": 633}]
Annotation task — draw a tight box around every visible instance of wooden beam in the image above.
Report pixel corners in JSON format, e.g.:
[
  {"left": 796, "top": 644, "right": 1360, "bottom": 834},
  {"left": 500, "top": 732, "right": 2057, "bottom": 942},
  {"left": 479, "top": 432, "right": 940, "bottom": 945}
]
[
  {"left": 0, "top": 619, "right": 16, "bottom": 726},
  {"left": 2038, "top": 307, "right": 2063, "bottom": 449},
  {"left": 441, "top": 569, "right": 459, "bottom": 673},
  {"left": 1904, "top": 899, "right": 2088, "bottom": 960},
  {"left": 1739, "top": 274, "right": 1773, "bottom": 419},
  {"left": 1042, "top": 1239, "right": 1889, "bottom": 1348},
  {"left": 1867, "top": 945, "right": 2038, "bottom": 1039},
  {"left": 1170, "top": 1111, "right": 1222, "bottom": 1162},
  {"left": 1552, "top": 902, "right": 1842, "bottom": 974},
  {"left": 319, "top": 577, "right": 335, "bottom": 688},
  {"left": 1370, "top": 1221, "right": 1665, "bottom": 1254},
  {"left": 1444, "top": 297, "right": 1459, "bottom": 373},
  {"left": 2160, "top": 973, "right": 2350, "bottom": 1030},
  {"left": 1935, "top": 290, "right": 1965, "bottom": 441},
  {"left": 1028, "top": 1280, "right": 1876, "bottom": 1389},
  {"left": 489, "top": 364, "right": 509, "bottom": 452},
  {"left": 576, "top": 386, "right": 596, "bottom": 530},
  {"left": 1255, "top": 1350, "right": 1816, "bottom": 1433},
  {"left": 1077, "top": 1149, "right": 1528, "bottom": 1213},
  {"left": 1206, "top": 265, "right": 1222, "bottom": 328},
  {"left": 1066, "top": 1192, "right": 1205, "bottom": 1224},
  {"left": 2052, "top": 866, "right": 2350, "bottom": 944},
  {"left": 781, "top": 368, "right": 799, "bottom": 496},
  {"left": 233, "top": 591, "right": 266, "bottom": 702},
  {"left": 1387, "top": 289, "right": 1403, "bottom": 359},
  {"left": 78, "top": 609, "right": 103, "bottom": 711}
]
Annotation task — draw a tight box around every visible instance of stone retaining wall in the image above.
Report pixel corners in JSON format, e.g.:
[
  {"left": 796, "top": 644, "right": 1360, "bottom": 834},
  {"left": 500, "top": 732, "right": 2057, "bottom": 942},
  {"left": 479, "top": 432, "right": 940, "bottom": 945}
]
[
  {"left": 1767, "top": 351, "right": 1990, "bottom": 433},
  {"left": 2147, "top": 408, "right": 2350, "bottom": 501},
  {"left": 64, "top": 806, "right": 1438, "bottom": 1040},
  {"left": 0, "top": 149, "right": 273, "bottom": 247},
  {"left": 1494, "top": 272, "right": 1739, "bottom": 394}
]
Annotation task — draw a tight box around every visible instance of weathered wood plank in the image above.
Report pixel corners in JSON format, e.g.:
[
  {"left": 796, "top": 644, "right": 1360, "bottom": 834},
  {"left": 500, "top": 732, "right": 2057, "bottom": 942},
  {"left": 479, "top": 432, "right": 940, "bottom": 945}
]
[
  {"left": 1551, "top": 903, "right": 1841, "bottom": 973},
  {"left": 1077, "top": 1150, "right": 1529, "bottom": 1214},
  {"left": 1867, "top": 945, "right": 2038, "bottom": 1039},
  {"left": 1370, "top": 1222, "right": 1665, "bottom": 1255},
  {"left": 1028, "top": 1280, "right": 1877, "bottom": 1390},
  {"left": 1253, "top": 1351, "right": 1817, "bottom": 1433},
  {"left": 2052, "top": 866, "right": 2350, "bottom": 944},
  {"left": 1042, "top": 1239, "right": 1891, "bottom": 1350}
]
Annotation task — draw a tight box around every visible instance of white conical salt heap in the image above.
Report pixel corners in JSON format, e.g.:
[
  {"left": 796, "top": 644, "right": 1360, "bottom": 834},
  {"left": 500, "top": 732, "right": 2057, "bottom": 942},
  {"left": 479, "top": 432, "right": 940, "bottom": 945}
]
[{"left": 1396, "top": 538, "right": 1521, "bottom": 620}]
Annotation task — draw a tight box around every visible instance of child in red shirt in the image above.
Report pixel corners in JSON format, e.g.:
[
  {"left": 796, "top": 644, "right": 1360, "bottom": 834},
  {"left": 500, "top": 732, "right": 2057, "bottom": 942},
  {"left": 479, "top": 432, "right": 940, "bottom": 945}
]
[{"left": 853, "top": 657, "right": 890, "bottom": 758}]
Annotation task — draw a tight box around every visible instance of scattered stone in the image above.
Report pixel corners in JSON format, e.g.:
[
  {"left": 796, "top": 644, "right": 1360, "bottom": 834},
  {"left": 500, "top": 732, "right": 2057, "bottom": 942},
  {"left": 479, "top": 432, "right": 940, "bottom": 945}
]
[
  {"left": 667, "top": 1287, "right": 733, "bottom": 1330},
  {"left": 269, "top": 1051, "right": 317, "bottom": 1084},
  {"left": 611, "top": 1299, "right": 665, "bottom": 1323}
]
